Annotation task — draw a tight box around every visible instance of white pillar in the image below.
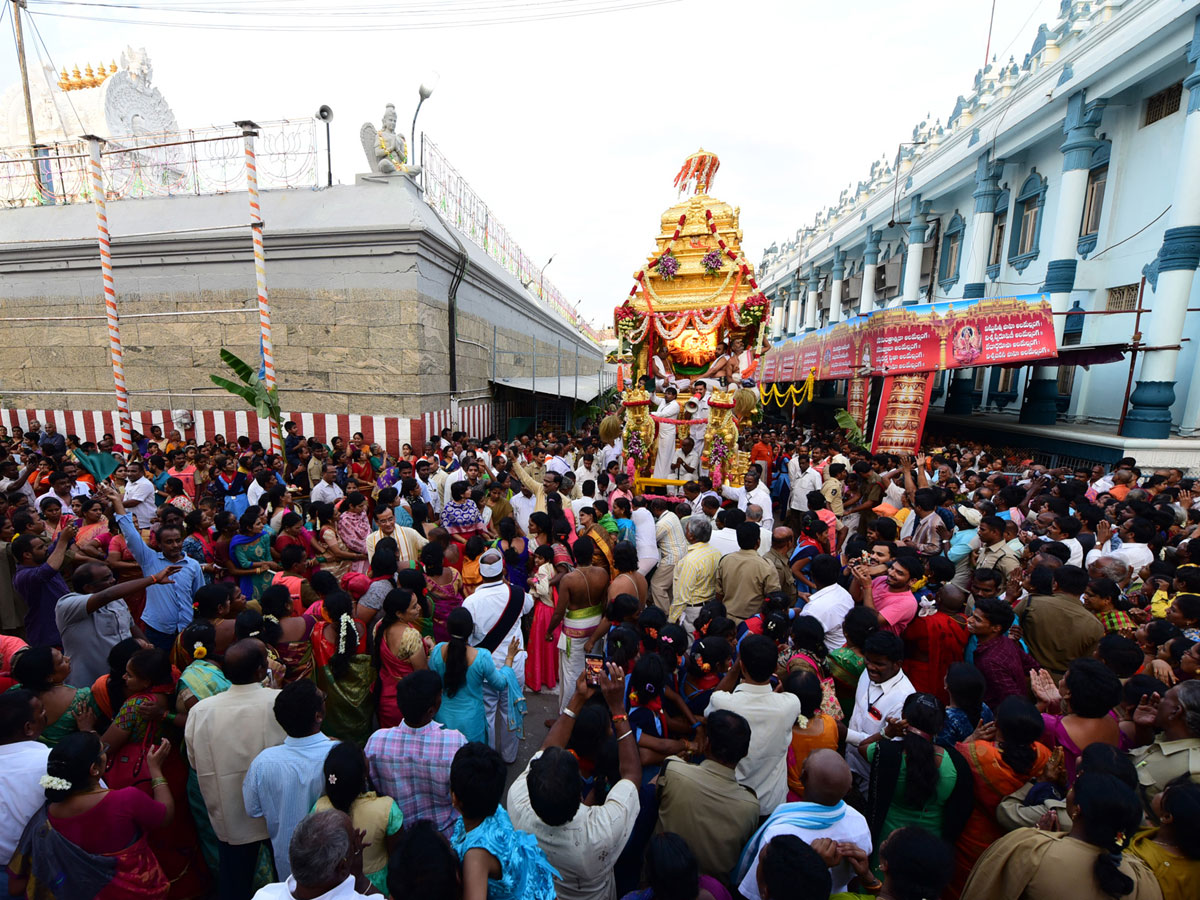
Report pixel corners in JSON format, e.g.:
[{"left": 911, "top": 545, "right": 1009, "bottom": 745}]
[
  {"left": 901, "top": 196, "right": 930, "bottom": 304},
  {"left": 787, "top": 279, "right": 802, "bottom": 336},
  {"left": 963, "top": 153, "right": 1004, "bottom": 299},
  {"left": 861, "top": 227, "right": 881, "bottom": 311},
  {"left": 1022, "top": 90, "right": 1106, "bottom": 425},
  {"left": 804, "top": 267, "right": 821, "bottom": 331},
  {"left": 828, "top": 248, "right": 847, "bottom": 324},
  {"left": 1136, "top": 18, "right": 1200, "bottom": 436},
  {"left": 771, "top": 293, "right": 785, "bottom": 340}
]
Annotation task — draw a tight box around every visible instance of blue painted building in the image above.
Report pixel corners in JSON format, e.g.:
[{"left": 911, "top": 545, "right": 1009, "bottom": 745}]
[{"left": 759, "top": 0, "right": 1200, "bottom": 467}]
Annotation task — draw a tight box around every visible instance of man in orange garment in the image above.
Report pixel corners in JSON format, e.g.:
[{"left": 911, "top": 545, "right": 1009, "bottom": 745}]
[{"left": 750, "top": 432, "right": 774, "bottom": 485}]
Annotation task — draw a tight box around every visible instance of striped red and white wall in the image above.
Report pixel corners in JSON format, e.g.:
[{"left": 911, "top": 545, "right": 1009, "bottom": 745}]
[{"left": 0, "top": 404, "right": 495, "bottom": 456}]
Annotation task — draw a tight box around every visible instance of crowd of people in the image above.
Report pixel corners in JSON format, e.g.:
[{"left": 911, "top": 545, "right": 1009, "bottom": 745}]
[{"left": 0, "top": 411, "right": 1198, "bottom": 900}]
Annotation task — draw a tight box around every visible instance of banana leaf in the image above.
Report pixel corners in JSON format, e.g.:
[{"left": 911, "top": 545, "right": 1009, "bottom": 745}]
[
  {"left": 835, "top": 408, "right": 870, "bottom": 451},
  {"left": 219, "top": 348, "right": 259, "bottom": 386},
  {"left": 209, "top": 375, "right": 258, "bottom": 406},
  {"left": 209, "top": 349, "right": 283, "bottom": 448}
]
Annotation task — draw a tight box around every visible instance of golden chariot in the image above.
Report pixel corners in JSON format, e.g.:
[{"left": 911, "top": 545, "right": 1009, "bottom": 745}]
[{"left": 610, "top": 150, "right": 763, "bottom": 490}]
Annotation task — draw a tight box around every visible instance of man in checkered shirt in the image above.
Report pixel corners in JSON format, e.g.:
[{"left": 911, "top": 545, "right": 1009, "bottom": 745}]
[{"left": 365, "top": 669, "right": 467, "bottom": 837}]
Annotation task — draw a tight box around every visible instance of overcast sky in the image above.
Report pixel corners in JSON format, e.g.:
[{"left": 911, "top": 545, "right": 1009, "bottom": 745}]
[{"left": 3, "top": 0, "right": 1062, "bottom": 327}]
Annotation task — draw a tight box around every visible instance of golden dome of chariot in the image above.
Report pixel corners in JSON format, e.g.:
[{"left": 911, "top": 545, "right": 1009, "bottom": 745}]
[
  {"left": 615, "top": 150, "right": 768, "bottom": 377},
  {"left": 625, "top": 149, "right": 759, "bottom": 315}
]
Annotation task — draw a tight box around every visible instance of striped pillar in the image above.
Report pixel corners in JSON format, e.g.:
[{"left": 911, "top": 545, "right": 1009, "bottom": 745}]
[
  {"left": 84, "top": 136, "right": 133, "bottom": 452},
  {"left": 238, "top": 122, "right": 281, "bottom": 455}
]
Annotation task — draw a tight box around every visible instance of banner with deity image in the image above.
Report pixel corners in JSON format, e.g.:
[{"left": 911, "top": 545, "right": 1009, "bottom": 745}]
[{"left": 760, "top": 294, "right": 1057, "bottom": 383}]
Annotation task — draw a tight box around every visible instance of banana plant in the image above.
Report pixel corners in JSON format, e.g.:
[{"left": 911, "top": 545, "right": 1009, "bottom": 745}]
[
  {"left": 834, "top": 408, "right": 870, "bottom": 452},
  {"left": 209, "top": 348, "right": 282, "bottom": 451}
]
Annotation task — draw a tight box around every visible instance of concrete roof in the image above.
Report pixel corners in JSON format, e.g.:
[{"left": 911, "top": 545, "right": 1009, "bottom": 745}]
[{"left": 491, "top": 366, "right": 618, "bottom": 402}]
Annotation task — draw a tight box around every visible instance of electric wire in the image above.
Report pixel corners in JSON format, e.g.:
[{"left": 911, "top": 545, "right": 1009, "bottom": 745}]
[
  {"left": 24, "top": 9, "right": 88, "bottom": 138},
  {"left": 32, "top": 0, "right": 661, "bottom": 12},
  {"left": 23, "top": 0, "right": 684, "bottom": 31}
]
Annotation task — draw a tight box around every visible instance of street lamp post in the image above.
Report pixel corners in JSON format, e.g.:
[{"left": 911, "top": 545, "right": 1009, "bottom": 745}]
[
  {"left": 538, "top": 254, "right": 555, "bottom": 299},
  {"left": 410, "top": 75, "right": 438, "bottom": 165}
]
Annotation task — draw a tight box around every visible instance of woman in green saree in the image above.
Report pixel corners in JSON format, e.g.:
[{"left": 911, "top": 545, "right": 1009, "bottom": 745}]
[
  {"left": 229, "top": 506, "right": 274, "bottom": 605},
  {"left": 176, "top": 622, "right": 230, "bottom": 875},
  {"left": 175, "top": 621, "right": 282, "bottom": 888},
  {"left": 11, "top": 646, "right": 100, "bottom": 746},
  {"left": 312, "top": 589, "right": 377, "bottom": 746}
]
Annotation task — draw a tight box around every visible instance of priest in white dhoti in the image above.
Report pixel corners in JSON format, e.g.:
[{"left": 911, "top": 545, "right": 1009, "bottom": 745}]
[
  {"left": 652, "top": 344, "right": 692, "bottom": 392},
  {"left": 688, "top": 384, "right": 709, "bottom": 478},
  {"left": 652, "top": 386, "right": 680, "bottom": 482}
]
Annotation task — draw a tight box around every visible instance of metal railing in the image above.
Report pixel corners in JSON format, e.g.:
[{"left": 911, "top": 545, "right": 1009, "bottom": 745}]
[
  {"left": 421, "top": 135, "right": 601, "bottom": 344},
  {"left": 0, "top": 118, "right": 319, "bottom": 208}
]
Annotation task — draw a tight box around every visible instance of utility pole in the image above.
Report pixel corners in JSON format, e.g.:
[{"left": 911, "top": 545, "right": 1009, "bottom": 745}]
[{"left": 12, "top": 1, "right": 38, "bottom": 148}]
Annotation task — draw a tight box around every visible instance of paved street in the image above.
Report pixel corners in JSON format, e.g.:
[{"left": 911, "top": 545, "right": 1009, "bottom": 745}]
[{"left": 502, "top": 688, "right": 560, "bottom": 803}]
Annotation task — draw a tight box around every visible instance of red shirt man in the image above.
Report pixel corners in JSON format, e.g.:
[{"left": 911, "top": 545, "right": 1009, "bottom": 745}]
[{"left": 750, "top": 439, "right": 773, "bottom": 484}]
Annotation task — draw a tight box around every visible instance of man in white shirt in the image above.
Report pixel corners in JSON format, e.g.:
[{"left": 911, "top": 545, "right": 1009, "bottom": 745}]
[
  {"left": 250, "top": 809, "right": 374, "bottom": 900},
  {"left": 574, "top": 453, "right": 600, "bottom": 488},
  {"left": 600, "top": 436, "right": 623, "bottom": 473},
  {"left": 186, "top": 640, "right": 286, "bottom": 900},
  {"left": 708, "top": 507, "right": 743, "bottom": 557},
  {"left": 0, "top": 456, "right": 37, "bottom": 505},
  {"left": 510, "top": 484, "right": 537, "bottom": 535},
  {"left": 670, "top": 436, "right": 700, "bottom": 495},
  {"left": 787, "top": 452, "right": 823, "bottom": 527},
  {"left": 802, "top": 554, "right": 854, "bottom": 650},
  {"left": 630, "top": 498, "right": 661, "bottom": 577},
  {"left": 246, "top": 470, "right": 275, "bottom": 509},
  {"left": 509, "top": 662, "right": 641, "bottom": 900},
  {"left": 844, "top": 632, "right": 915, "bottom": 790},
  {"left": 122, "top": 459, "right": 157, "bottom": 528},
  {"left": 721, "top": 467, "right": 774, "bottom": 533},
  {"left": 706, "top": 634, "right": 801, "bottom": 815},
  {"left": 1046, "top": 515, "right": 1085, "bottom": 567},
  {"left": 688, "top": 385, "right": 709, "bottom": 450},
  {"left": 309, "top": 464, "right": 345, "bottom": 507},
  {"left": 1086, "top": 517, "right": 1155, "bottom": 571},
  {"left": 735, "top": 750, "right": 872, "bottom": 900},
  {"left": 745, "top": 503, "right": 772, "bottom": 556},
  {"left": 415, "top": 459, "right": 441, "bottom": 515},
  {"left": 0, "top": 690, "right": 52, "bottom": 873},
  {"left": 571, "top": 479, "right": 597, "bottom": 520},
  {"left": 545, "top": 444, "right": 572, "bottom": 478},
  {"left": 462, "top": 550, "right": 532, "bottom": 764}
]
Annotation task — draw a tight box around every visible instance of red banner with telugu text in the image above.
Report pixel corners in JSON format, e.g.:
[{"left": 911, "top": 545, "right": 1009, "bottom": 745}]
[{"left": 761, "top": 294, "right": 1057, "bottom": 383}]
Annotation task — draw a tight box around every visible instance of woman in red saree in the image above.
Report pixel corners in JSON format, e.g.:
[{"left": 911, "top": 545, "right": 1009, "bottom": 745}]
[
  {"left": 99, "top": 647, "right": 211, "bottom": 899},
  {"left": 9, "top": 732, "right": 174, "bottom": 899},
  {"left": 371, "top": 587, "right": 430, "bottom": 727},
  {"left": 901, "top": 588, "right": 969, "bottom": 704},
  {"left": 347, "top": 448, "right": 375, "bottom": 498},
  {"left": 950, "top": 695, "right": 1051, "bottom": 897},
  {"left": 273, "top": 512, "right": 317, "bottom": 578}
]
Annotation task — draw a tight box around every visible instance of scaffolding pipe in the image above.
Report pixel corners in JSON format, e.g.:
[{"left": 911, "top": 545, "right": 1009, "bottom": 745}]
[{"left": 0, "top": 308, "right": 255, "bottom": 323}]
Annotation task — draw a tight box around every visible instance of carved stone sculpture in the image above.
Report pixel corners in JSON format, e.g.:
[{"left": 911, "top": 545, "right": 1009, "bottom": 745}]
[{"left": 359, "top": 104, "right": 420, "bottom": 176}]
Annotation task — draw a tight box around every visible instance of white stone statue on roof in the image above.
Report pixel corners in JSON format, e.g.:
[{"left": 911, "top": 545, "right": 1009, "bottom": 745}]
[{"left": 360, "top": 104, "right": 420, "bottom": 177}]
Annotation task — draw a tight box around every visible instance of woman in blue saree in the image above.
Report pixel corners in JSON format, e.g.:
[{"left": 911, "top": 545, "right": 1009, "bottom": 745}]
[{"left": 228, "top": 507, "right": 274, "bottom": 605}]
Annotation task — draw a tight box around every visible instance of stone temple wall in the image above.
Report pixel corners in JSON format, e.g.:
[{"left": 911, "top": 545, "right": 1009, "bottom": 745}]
[{"left": 0, "top": 176, "right": 603, "bottom": 421}]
